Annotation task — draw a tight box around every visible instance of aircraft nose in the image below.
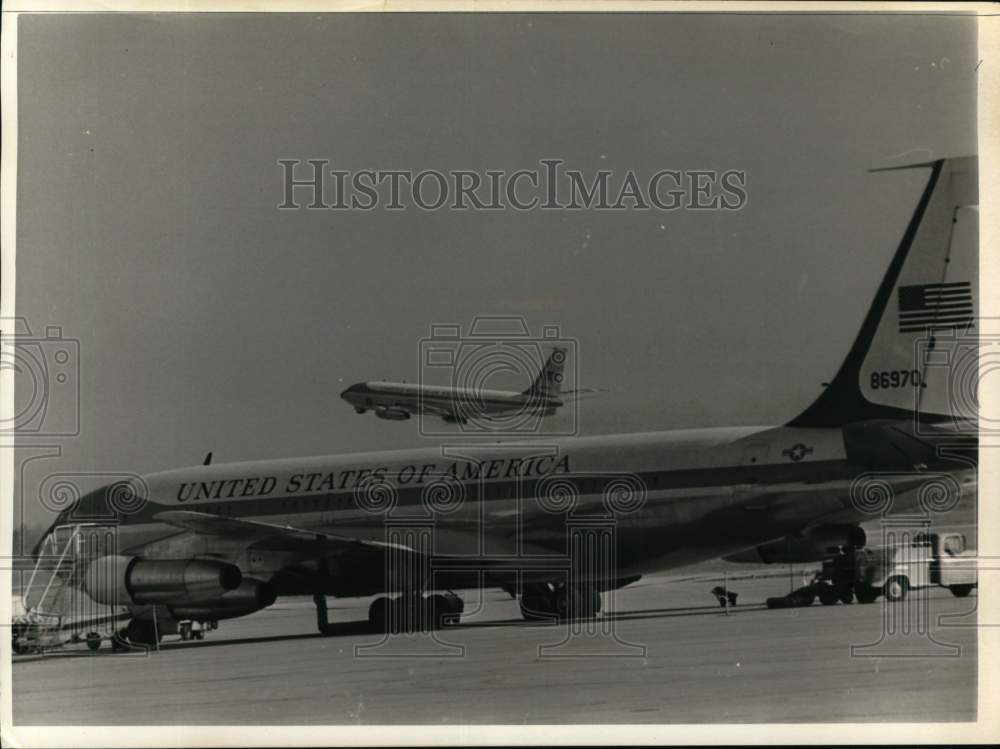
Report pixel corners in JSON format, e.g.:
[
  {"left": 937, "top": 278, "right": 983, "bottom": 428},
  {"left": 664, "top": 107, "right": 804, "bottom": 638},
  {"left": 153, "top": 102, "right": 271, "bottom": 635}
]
[{"left": 340, "top": 383, "right": 362, "bottom": 399}]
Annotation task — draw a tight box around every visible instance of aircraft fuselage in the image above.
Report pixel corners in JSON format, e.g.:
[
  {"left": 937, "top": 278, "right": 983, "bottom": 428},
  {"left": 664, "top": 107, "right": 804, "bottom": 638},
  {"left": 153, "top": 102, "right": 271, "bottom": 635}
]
[
  {"left": 52, "top": 421, "right": 967, "bottom": 600},
  {"left": 341, "top": 381, "right": 562, "bottom": 421}
]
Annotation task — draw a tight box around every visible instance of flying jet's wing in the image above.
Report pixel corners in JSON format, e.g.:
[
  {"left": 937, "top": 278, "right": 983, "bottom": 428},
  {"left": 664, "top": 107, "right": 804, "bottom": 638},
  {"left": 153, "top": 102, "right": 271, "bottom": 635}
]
[
  {"left": 152, "top": 510, "right": 413, "bottom": 554},
  {"left": 559, "top": 388, "right": 608, "bottom": 402},
  {"left": 418, "top": 401, "right": 461, "bottom": 418}
]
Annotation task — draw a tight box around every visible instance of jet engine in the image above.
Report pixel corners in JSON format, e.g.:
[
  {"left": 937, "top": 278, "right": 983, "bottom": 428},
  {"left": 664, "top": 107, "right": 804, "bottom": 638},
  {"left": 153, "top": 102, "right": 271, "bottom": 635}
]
[
  {"left": 170, "top": 580, "right": 277, "bottom": 621},
  {"left": 83, "top": 555, "right": 242, "bottom": 606},
  {"left": 723, "top": 524, "right": 867, "bottom": 564},
  {"left": 375, "top": 407, "right": 411, "bottom": 421}
]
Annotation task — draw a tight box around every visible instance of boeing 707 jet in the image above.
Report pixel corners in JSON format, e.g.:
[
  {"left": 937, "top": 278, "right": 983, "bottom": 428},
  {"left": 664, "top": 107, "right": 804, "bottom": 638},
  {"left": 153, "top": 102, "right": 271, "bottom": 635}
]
[
  {"left": 340, "top": 347, "right": 601, "bottom": 424},
  {"left": 27, "top": 157, "right": 978, "bottom": 647}
]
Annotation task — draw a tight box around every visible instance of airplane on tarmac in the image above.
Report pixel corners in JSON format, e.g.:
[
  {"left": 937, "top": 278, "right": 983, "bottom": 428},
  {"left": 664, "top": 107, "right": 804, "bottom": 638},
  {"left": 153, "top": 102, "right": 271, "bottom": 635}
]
[
  {"left": 340, "top": 347, "right": 602, "bottom": 424},
  {"left": 28, "top": 157, "right": 979, "bottom": 647}
]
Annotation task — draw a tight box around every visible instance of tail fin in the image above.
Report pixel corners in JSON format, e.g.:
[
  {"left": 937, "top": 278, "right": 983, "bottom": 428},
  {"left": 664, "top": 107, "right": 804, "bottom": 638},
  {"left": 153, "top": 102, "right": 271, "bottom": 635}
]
[
  {"left": 788, "top": 157, "right": 978, "bottom": 428},
  {"left": 524, "top": 347, "right": 567, "bottom": 399}
]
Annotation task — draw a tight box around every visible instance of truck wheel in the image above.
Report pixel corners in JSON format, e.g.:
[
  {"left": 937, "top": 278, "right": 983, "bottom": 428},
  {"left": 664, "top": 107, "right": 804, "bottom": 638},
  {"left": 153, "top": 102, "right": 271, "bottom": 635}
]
[
  {"left": 85, "top": 632, "right": 102, "bottom": 651},
  {"left": 949, "top": 584, "right": 974, "bottom": 598},
  {"left": 855, "top": 585, "right": 879, "bottom": 604},
  {"left": 883, "top": 576, "right": 909, "bottom": 602}
]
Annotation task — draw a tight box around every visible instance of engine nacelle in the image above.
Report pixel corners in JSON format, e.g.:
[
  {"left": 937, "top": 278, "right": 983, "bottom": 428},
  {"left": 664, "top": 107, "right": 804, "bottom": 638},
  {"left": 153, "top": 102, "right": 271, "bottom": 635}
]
[
  {"left": 170, "top": 580, "right": 277, "bottom": 621},
  {"left": 83, "top": 555, "right": 242, "bottom": 606},
  {"left": 375, "top": 407, "right": 411, "bottom": 421},
  {"left": 724, "top": 524, "right": 867, "bottom": 564}
]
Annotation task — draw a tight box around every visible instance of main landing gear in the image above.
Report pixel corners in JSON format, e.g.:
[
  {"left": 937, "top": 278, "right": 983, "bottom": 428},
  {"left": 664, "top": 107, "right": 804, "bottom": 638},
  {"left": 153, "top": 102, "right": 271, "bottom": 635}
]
[
  {"left": 519, "top": 583, "right": 602, "bottom": 621},
  {"left": 110, "top": 619, "right": 163, "bottom": 651},
  {"left": 313, "top": 592, "right": 465, "bottom": 635},
  {"left": 367, "top": 592, "right": 464, "bottom": 633}
]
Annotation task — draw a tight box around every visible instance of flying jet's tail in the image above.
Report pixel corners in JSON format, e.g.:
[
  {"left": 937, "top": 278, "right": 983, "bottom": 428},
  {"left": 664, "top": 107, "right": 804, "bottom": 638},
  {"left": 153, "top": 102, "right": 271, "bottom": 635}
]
[
  {"left": 524, "top": 348, "right": 567, "bottom": 399},
  {"left": 787, "top": 156, "right": 978, "bottom": 428}
]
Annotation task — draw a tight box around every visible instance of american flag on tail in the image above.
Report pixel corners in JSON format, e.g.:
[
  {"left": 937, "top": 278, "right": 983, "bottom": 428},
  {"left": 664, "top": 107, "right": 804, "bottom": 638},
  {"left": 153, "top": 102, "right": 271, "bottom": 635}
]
[{"left": 897, "top": 281, "right": 974, "bottom": 334}]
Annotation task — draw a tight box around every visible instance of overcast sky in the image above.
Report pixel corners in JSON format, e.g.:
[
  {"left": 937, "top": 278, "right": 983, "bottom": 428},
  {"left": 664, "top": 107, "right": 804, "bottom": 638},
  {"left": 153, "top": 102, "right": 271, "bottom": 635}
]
[{"left": 14, "top": 12, "right": 977, "bottom": 527}]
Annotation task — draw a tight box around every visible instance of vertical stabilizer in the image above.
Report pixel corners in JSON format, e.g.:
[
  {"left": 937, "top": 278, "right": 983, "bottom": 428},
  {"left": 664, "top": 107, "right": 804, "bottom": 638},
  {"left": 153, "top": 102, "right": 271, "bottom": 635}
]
[
  {"left": 524, "top": 348, "right": 567, "bottom": 399},
  {"left": 788, "top": 157, "right": 978, "bottom": 428}
]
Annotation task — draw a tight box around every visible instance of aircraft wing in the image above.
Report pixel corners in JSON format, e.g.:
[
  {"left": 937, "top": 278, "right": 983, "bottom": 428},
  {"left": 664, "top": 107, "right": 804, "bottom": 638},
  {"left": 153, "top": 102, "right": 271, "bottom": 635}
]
[
  {"left": 418, "top": 401, "right": 461, "bottom": 418},
  {"left": 152, "top": 510, "right": 414, "bottom": 554},
  {"left": 153, "top": 510, "right": 558, "bottom": 586},
  {"left": 560, "top": 388, "right": 608, "bottom": 402}
]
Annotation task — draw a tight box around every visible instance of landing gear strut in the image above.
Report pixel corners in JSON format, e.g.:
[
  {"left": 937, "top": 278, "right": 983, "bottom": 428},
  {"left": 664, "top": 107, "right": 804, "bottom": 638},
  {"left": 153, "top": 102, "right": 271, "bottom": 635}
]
[
  {"left": 314, "top": 593, "right": 334, "bottom": 635},
  {"left": 367, "top": 592, "right": 464, "bottom": 633}
]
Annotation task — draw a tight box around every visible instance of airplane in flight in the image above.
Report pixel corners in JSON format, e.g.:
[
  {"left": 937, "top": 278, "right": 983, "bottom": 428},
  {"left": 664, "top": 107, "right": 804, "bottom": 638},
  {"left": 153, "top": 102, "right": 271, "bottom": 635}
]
[
  {"left": 27, "top": 157, "right": 978, "bottom": 647},
  {"left": 339, "top": 347, "right": 601, "bottom": 424}
]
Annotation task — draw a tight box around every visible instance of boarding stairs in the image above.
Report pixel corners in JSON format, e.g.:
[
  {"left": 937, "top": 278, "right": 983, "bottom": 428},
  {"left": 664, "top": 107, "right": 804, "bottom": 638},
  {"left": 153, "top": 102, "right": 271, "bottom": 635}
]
[{"left": 15, "top": 523, "right": 121, "bottom": 653}]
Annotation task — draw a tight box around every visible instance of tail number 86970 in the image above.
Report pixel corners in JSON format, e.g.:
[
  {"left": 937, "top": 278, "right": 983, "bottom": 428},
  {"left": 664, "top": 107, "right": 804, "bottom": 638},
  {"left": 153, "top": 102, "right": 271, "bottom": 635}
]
[{"left": 869, "top": 369, "right": 925, "bottom": 389}]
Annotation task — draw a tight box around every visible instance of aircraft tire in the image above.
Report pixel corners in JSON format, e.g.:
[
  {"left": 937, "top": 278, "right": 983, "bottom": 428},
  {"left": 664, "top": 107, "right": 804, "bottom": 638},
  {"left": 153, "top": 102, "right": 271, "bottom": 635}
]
[
  {"left": 427, "top": 594, "right": 450, "bottom": 628},
  {"left": 520, "top": 593, "right": 556, "bottom": 621},
  {"left": 390, "top": 596, "right": 416, "bottom": 633},
  {"left": 949, "top": 584, "right": 974, "bottom": 598},
  {"left": 126, "top": 619, "right": 161, "bottom": 646},
  {"left": 564, "top": 586, "right": 600, "bottom": 619},
  {"left": 368, "top": 597, "right": 391, "bottom": 633},
  {"left": 85, "top": 632, "right": 102, "bottom": 651},
  {"left": 429, "top": 593, "right": 463, "bottom": 627}
]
